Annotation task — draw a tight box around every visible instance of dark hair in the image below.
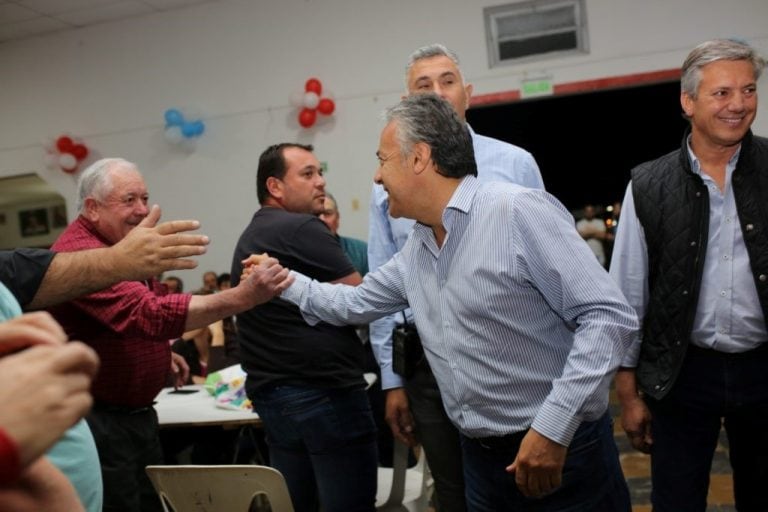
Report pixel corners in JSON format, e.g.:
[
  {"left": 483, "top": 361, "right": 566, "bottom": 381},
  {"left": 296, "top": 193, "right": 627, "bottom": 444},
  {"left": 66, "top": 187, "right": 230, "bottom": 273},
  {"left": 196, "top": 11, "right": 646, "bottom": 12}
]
[
  {"left": 256, "top": 143, "right": 314, "bottom": 204},
  {"left": 385, "top": 93, "right": 477, "bottom": 178},
  {"left": 163, "top": 276, "right": 184, "bottom": 292},
  {"left": 217, "top": 273, "right": 231, "bottom": 287}
]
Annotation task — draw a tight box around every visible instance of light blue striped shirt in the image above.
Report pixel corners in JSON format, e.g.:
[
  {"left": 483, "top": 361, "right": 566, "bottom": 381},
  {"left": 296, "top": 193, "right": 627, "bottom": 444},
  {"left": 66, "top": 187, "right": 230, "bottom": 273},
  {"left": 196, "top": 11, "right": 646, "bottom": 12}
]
[
  {"left": 284, "top": 177, "right": 637, "bottom": 445},
  {"left": 368, "top": 125, "right": 545, "bottom": 389},
  {"left": 610, "top": 138, "right": 767, "bottom": 367}
]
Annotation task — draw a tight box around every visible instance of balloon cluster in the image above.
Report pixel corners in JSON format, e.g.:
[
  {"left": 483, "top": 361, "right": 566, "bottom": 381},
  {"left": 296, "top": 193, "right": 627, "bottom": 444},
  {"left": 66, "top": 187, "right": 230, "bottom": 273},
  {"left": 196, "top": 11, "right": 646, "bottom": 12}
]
[
  {"left": 45, "top": 135, "right": 89, "bottom": 174},
  {"left": 163, "top": 109, "right": 206, "bottom": 145},
  {"left": 291, "top": 78, "right": 335, "bottom": 128}
]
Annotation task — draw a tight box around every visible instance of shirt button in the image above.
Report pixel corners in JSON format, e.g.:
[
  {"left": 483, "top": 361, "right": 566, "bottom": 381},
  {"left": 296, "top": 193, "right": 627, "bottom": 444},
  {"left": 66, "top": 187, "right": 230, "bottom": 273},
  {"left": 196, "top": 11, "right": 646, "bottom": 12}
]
[
  {"left": 723, "top": 255, "right": 729, "bottom": 260},
  {"left": 720, "top": 290, "right": 727, "bottom": 297},
  {"left": 695, "top": 191, "right": 702, "bottom": 197},
  {"left": 462, "top": 404, "right": 469, "bottom": 411},
  {"left": 682, "top": 290, "right": 688, "bottom": 296},
  {"left": 690, "top": 241, "right": 697, "bottom": 246},
  {"left": 746, "top": 224, "right": 754, "bottom": 231},
  {"left": 760, "top": 274, "right": 767, "bottom": 282}
]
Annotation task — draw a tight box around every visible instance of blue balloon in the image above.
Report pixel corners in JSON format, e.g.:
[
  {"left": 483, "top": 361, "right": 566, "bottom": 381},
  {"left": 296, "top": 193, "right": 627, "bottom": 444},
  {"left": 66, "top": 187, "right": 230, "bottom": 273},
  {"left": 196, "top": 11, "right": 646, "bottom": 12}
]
[
  {"left": 181, "top": 121, "right": 197, "bottom": 138},
  {"left": 192, "top": 120, "right": 205, "bottom": 137},
  {"left": 164, "top": 108, "right": 184, "bottom": 126}
]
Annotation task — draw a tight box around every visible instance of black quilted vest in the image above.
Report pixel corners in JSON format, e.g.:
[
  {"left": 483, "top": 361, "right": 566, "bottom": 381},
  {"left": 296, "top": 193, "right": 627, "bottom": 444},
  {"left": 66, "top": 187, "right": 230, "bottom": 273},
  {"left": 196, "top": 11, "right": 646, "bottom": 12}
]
[{"left": 632, "top": 129, "right": 768, "bottom": 400}]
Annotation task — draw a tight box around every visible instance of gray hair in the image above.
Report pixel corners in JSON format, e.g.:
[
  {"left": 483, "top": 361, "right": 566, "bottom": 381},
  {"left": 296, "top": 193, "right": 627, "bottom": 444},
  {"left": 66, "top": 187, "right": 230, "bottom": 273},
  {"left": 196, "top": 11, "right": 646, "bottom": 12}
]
[
  {"left": 681, "top": 39, "right": 766, "bottom": 98},
  {"left": 405, "top": 44, "right": 462, "bottom": 87},
  {"left": 384, "top": 93, "right": 477, "bottom": 179},
  {"left": 76, "top": 157, "right": 138, "bottom": 214}
]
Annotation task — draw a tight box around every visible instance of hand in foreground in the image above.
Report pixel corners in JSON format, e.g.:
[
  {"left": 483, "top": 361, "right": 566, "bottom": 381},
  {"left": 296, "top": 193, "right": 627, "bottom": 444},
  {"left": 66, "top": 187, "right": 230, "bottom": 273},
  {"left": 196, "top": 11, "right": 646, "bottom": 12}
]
[
  {"left": 0, "top": 342, "right": 99, "bottom": 469},
  {"left": 170, "top": 352, "right": 190, "bottom": 389},
  {"left": 114, "top": 205, "right": 210, "bottom": 278},
  {"left": 0, "top": 312, "right": 68, "bottom": 356},
  {"left": 506, "top": 429, "right": 567, "bottom": 498},
  {"left": 385, "top": 388, "right": 418, "bottom": 447},
  {"left": 0, "top": 457, "right": 85, "bottom": 512}
]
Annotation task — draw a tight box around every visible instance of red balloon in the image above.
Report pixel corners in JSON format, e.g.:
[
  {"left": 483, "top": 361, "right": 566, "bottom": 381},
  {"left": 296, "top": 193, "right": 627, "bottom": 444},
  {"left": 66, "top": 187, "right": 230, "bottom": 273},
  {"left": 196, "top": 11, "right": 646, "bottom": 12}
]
[
  {"left": 317, "top": 98, "right": 335, "bottom": 115},
  {"left": 298, "top": 108, "right": 317, "bottom": 128},
  {"left": 56, "top": 136, "right": 74, "bottom": 153},
  {"left": 305, "top": 78, "right": 322, "bottom": 95},
  {"left": 72, "top": 144, "right": 89, "bottom": 161}
]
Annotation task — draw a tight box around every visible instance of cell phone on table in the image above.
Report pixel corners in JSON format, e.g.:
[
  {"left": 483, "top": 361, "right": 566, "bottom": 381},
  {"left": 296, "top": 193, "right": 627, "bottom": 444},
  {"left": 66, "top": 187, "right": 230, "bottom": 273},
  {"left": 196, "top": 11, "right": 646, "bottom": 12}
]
[{"left": 169, "top": 388, "right": 199, "bottom": 395}]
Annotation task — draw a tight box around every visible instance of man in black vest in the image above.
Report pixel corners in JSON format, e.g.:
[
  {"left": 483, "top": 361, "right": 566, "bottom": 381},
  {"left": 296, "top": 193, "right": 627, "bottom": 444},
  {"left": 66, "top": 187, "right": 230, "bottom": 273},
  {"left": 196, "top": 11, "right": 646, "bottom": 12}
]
[{"left": 610, "top": 39, "right": 768, "bottom": 511}]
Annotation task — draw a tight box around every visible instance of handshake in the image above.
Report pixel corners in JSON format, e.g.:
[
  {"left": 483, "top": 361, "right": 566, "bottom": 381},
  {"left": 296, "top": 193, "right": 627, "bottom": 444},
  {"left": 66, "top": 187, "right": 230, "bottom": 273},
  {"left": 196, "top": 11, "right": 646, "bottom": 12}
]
[
  {"left": 240, "top": 253, "right": 274, "bottom": 281},
  {"left": 234, "top": 253, "right": 294, "bottom": 306}
]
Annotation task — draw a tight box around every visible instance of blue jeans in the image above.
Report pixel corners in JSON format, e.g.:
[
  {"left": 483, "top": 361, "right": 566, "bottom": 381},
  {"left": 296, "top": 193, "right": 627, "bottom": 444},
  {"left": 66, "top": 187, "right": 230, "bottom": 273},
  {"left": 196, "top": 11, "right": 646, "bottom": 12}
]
[
  {"left": 461, "top": 412, "right": 630, "bottom": 511},
  {"left": 250, "top": 385, "right": 378, "bottom": 512},
  {"left": 646, "top": 344, "right": 768, "bottom": 512}
]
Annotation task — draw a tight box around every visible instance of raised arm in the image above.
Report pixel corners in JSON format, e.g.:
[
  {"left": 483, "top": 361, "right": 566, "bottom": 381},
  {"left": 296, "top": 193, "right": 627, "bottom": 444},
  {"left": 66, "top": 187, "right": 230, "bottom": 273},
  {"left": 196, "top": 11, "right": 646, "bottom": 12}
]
[{"left": 27, "top": 205, "right": 209, "bottom": 310}]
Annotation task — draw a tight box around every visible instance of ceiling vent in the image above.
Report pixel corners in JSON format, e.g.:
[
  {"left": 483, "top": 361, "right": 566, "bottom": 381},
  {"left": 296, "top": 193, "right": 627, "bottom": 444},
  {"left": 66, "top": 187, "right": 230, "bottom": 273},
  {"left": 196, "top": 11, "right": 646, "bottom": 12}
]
[{"left": 484, "top": 0, "right": 589, "bottom": 67}]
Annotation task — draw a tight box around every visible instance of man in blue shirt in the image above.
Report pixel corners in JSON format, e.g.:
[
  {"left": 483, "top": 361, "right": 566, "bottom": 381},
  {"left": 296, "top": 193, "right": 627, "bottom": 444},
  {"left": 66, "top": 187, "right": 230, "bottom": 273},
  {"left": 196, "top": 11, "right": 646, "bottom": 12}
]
[
  {"left": 368, "top": 43, "right": 544, "bottom": 511},
  {"left": 611, "top": 39, "right": 768, "bottom": 511},
  {"left": 279, "top": 93, "right": 637, "bottom": 510},
  {"left": 320, "top": 192, "right": 369, "bottom": 276}
]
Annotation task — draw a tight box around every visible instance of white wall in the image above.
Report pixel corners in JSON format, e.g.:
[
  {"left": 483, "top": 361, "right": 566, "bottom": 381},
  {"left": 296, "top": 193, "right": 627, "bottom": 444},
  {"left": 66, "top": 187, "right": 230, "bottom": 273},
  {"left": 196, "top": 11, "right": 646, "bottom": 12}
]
[{"left": 2, "top": 0, "right": 767, "bottom": 285}]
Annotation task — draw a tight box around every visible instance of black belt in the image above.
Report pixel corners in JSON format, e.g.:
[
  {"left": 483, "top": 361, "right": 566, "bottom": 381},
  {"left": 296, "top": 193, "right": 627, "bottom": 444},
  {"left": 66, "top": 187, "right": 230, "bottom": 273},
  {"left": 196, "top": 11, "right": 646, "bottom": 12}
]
[
  {"left": 470, "top": 429, "right": 528, "bottom": 451},
  {"left": 92, "top": 402, "right": 154, "bottom": 415}
]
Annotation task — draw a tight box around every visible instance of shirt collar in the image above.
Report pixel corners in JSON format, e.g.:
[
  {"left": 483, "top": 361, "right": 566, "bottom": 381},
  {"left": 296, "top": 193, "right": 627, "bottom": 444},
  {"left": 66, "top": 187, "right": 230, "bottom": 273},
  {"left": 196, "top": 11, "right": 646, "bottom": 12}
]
[{"left": 412, "top": 175, "right": 479, "bottom": 242}]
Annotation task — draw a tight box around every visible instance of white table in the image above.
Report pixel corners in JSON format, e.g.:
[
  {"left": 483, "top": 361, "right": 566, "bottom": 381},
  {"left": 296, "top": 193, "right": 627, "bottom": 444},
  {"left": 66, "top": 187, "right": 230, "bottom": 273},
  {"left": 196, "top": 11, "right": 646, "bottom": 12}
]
[
  {"left": 155, "top": 373, "right": 377, "bottom": 429},
  {"left": 154, "top": 385, "right": 261, "bottom": 429}
]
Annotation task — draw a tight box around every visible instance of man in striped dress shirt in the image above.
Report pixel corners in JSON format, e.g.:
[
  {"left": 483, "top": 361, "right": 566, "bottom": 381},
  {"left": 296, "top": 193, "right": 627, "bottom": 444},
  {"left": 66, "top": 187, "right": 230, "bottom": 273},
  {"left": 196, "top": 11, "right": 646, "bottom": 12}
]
[
  {"left": 368, "top": 43, "right": 545, "bottom": 511},
  {"left": 279, "top": 94, "right": 638, "bottom": 510}
]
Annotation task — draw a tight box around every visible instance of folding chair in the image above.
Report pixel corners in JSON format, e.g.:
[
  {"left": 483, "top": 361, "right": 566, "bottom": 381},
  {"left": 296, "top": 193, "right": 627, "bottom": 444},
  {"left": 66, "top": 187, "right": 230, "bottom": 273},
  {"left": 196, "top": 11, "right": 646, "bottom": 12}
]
[
  {"left": 145, "top": 464, "right": 294, "bottom": 512},
  {"left": 376, "top": 443, "right": 433, "bottom": 512}
]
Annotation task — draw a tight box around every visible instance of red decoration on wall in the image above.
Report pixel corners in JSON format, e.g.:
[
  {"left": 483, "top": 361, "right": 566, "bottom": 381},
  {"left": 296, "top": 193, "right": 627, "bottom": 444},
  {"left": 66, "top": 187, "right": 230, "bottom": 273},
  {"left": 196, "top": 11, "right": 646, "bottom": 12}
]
[
  {"left": 45, "top": 135, "right": 90, "bottom": 174},
  {"left": 292, "top": 78, "right": 336, "bottom": 129}
]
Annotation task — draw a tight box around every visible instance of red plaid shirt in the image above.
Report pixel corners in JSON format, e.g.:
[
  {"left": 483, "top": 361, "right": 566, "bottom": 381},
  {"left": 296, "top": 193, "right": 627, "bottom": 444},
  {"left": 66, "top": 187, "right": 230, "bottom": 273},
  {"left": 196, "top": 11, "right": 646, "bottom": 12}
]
[{"left": 49, "top": 216, "right": 191, "bottom": 407}]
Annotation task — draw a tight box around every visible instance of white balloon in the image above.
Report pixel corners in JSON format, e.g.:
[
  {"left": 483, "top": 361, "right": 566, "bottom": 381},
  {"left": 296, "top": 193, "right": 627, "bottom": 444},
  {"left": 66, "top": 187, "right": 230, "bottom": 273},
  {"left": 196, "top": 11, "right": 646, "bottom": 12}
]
[
  {"left": 289, "top": 91, "right": 305, "bottom": 107},
  {"left": 164, "top": 125, "right": 183, "bottom": 145},
  {"left": 58, "top": 153, "right": 77, "bottom": 170},
  {"left": 303, "top": 92, "right": 320, "bottom": 109}
]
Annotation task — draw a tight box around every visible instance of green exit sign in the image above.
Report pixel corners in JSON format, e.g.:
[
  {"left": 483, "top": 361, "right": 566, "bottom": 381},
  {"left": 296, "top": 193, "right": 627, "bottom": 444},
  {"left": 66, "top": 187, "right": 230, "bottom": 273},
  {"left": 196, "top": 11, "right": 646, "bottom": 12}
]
[{"left": 521, "top": 77, "right": 554, "bottom": 98}]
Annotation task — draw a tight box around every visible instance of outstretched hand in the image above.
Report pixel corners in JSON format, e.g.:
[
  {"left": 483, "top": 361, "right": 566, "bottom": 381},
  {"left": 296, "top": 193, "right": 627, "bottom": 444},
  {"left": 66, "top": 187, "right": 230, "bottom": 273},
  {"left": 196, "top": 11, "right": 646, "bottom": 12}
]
[{"left": 115, "top": 205, "right": 210, "bottom": 279}]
